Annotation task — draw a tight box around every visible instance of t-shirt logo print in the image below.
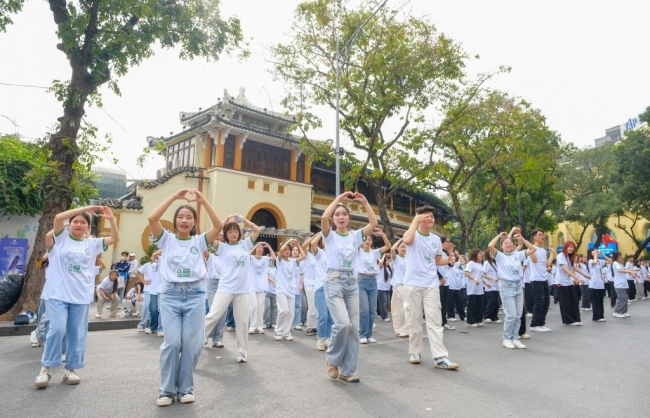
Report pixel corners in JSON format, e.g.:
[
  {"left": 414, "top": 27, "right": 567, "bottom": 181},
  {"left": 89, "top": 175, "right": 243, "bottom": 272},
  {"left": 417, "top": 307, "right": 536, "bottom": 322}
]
[
  {"left": 190, "top": 246, "right": 198, "bottom": 255},
  {"left": 231, "top": 251, "right": 247, "bottom": 269},
  {"left": 63, "top": 251, "right": 87, "bottom": 273},
  {"left": 169, "top": 255, "right": 196, "bottom": 278},
  {"left": 420, "top": 247, "right": 434, "bottom": 265},
  {"left": 338, "top": 248, "right": 355, "bottom": 269}
]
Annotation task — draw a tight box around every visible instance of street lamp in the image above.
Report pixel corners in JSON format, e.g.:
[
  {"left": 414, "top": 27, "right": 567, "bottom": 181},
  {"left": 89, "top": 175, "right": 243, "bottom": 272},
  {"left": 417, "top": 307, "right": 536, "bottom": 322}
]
[{"left": 334, "top": 0, "right": 388, "bottom": 196}]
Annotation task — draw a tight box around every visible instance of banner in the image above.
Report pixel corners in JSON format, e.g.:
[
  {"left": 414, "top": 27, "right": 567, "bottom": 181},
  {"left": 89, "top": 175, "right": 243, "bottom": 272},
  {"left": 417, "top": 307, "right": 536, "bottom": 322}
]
[{"left": 0, "top": 238, "right": 29, "bottom": 275}]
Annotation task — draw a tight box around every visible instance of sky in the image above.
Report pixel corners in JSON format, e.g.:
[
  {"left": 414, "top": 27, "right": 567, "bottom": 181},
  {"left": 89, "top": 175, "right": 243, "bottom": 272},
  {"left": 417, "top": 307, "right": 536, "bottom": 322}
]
[{"left": 0, "top": 0, "right": 648, "bottom": 181}]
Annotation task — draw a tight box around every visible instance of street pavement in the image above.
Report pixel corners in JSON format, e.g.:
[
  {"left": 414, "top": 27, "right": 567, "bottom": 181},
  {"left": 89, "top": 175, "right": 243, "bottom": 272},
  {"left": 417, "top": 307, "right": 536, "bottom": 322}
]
[{"left": 1, "top": 298, "right": 649, "bottom": 418}]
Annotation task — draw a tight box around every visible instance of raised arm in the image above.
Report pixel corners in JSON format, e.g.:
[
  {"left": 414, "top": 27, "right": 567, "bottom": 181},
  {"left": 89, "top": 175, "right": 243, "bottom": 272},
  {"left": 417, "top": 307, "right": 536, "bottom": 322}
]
[
  {"left": 310, "top": 232, "right": 322, "bottom": 254},
  {"left": 321, "top": 192, "right": 354, "bottom": 235},
  {"left": 546, "top": 247, "right": 556, "bottom": 268},
  {"left": 354, "top": 193, "right": 379, "bottom": 238},
  {"left": 99, "top": 207, "right": 120, "bottom": 247},
  {"left": 264, "top": 242, "right": 277, "bottom": 263},
  {"left": 45, "top": 229, "right": 55, "bottom": 251},
  {"left": 513, "top": 234, "right": 537, "bottom": 261},
  {"left": 375, "top": 228, "right": 391, "bottom": 253},
  {"left": 403, "top": 214, "right": 426, "bottom": 246},
  {"left": 390, "top": 238, "right": 403, "bottom": 258},
  {"left": 53, "top": 205, "right": 102, "bottom": 235},
  {"left": 291, "top": 239, "right": 306, "bottom": 263},
  {"left": 193, "top": 190, "right": 223, "bottom": 244},
  {"left": 488, "top": 232, "right": 507, "bottom": 258},
  {"left": 148, "top": 189, "right": 192, "bottom": 239}
]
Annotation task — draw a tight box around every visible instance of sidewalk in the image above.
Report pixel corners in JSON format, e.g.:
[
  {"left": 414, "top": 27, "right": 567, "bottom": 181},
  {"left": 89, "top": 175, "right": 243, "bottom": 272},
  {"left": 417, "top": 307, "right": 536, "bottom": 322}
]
[{"left": 0, "top": 301, "right": 141, "bottom": 337}]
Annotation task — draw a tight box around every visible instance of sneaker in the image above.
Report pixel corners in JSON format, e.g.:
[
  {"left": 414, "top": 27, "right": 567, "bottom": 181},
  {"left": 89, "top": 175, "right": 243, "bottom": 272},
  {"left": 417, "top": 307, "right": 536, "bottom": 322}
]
[
  {"left": 596, "top": 318, "right": 607, "bottom": 322},
  {"left": 623, "top": 313, "right": 631, "bottom": 317},
  {"left": 512, "top": 339, "right": 527, "bottom": 349},
  {"left": 145, "top": 328, "right": 152, "bottom": 334},
  {"left": 383, "top": 318, "right": 391, "bottom": 322},
  {"left": 443, "top": 324, "right": 455, "bottom": 330},
  {"left": 434, "top": 357, "right": 459, "bottom": 370},
  {"left": 317, "top": 339, "right": 326, "bottom": 351},
  {"left": 30, "top": 331, "right": 41, "bottom": 347},
  {"left": 541, "top": 326, "right": 551, "bottom": 331},
  {"left": 248, "top": 328, "right": 255, "bottom": 334},
  {"left": 237, "top": 356, "right": 248, "bottom": 363},
  {"left": 35, "top": 367, "right": 52, "bottom": 389},
  {"left": 226, "top": 326, "right": 235, "bottom": 331},
  {"left": 526, "top": 313, "right": 533, "bottom": 318},
  {"left": 157, "top": 395, "right": 173, "bottom": 407},
  {"left": 568, "top": 322, "right": 582, "bottom": 326},
  {"left": 63, "top": 369, "right": 81, "bottom": 385},
  {"left": 293, "top": 325, "right": 303, "bottom": 331},
  {"left": 519, "top": 333, "right": 530, "bottom": 339},
  {"left": 359, "top": 337, "right": 368, "bottom": 344},
  {"left": 274, "top": 333, "right": 283, "bottom": 341},
  {"left": 397, "top": 332, "right": 409, "bottom": 338},
  {"left": 95, "top": 313, "right": 101, "bottom": 318},
  {"left": 157, "top": 332, "right": 164, "bottom": 337},
  {"left": 373, "top": 323, "right": 376, "bottom": 328},
  {"left": 483, "top": 319, "right": 492, "bottom": 323},
  {"left": 531, "top": 326, "right": 548, "bottom": 332},
  {"left": 282, "top": 334, "right": 294, "bottom": 341},
  {"left": 448, "top": 317, "right": 458, "bottom": 322},
  {"left": 339, "top": 374, "right": 360, "bottom": 382},
  {"left": 466, "top": 323, "right": 478, "bottom": 328},
  {"left": 503, "top": 339, "right": 515, "bottom": 349},
  {"left": 306, "top": 328, "right": 316, "bottom": 336},
  {"left": 367, "top": 337, "right": 377, "bottom": 343},
  {"left": 137, "top": 326, "right": 144, "bottom": 331},
  {"left": 256, "top": 327, "right": 265, "bottom": 334},
  {"left": 477, "top": 322, "right": 484, "bottom": 327},
  {"left": 61, "top": 354, "right": 66, "bottom": 362},
  {"left": 613, "top": 313, "right": 625, "bottom": 318},
  {"left": 580, "top": 308, "right": 586, "bottom": 311},
  {"left": 327, "top": 361, "right": 339, "bottom": 379},
  {"left": 409, "top": 354, "right": 421, "bottom": 364},
  {"left": 213, "top": 341, "right": 224, "bottom": 348},
  {"left": 179, "top": 393, "right": 196, "bottom": 404},
  {"left": 494, "top": 319, "right": 502, "bottom": 324},
  {"left": 586, "top": 308, "right": 592, "bottom": 311},
  {"left": 324, "top": 339, "right": 330, "bottom": 348}
]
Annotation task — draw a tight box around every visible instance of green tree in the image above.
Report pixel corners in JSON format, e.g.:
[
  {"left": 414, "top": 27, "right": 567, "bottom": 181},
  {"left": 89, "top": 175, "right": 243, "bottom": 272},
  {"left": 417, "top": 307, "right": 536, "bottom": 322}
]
[
  {"left": 0, "top": 0, "right": 245, "bottom": 318},
  {"left": 270, "top": 0, "right": 495, "bottom": 240}
]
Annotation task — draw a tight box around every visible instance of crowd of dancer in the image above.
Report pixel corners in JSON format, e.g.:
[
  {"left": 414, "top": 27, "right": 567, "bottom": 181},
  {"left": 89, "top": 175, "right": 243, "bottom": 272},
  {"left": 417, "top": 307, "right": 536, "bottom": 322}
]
[{"left": 29, "top": 189, "right": 650, "bottom": 407}]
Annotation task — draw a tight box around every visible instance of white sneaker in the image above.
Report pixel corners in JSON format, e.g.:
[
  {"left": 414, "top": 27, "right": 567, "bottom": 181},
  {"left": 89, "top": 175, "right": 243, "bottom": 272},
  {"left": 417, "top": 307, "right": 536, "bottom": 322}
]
[
  {"left": 248, "top": 328, "right": 255, "bottom": 334},
  {"left": 213, "top": 341, "right": 224, "bottom": 348},
  {"left": 502, "top": 339, "right": 515, "bottom": 349},
  {"left": 157, "top": 395, "right": 173, "bottom": 407},
  {"left": 63, "top": 369, "right": 81, "bottom": 385},
  {"left": 383, "top": 318, "right": 391, "bottom": 322},
  {"left": 409, "top": 354, "right": 421, "bottom": 364},
  {"left": 359, "top": 338, "right": 368, "bottom": 344},
  {"left": 623, "top": 313, "right": 631, "bottom": 317},
  {"left": 512, "top": 339, "right": 527, "bottom": 349},
  {"left": 30, "top": 330, "right": 39, "bottom": 346},
  {"left": 613, "top": 313, "right": 625, "bottom": 318},
  {"left": 226, "top": 326, "right": 235, "bottom": 331},
  {"left": 282, "top": 334, "right": 294, "bottom": 341},
  {"left": 367, "top": 337, "right": 377, "bottom": 343},
  {"left": 137, "top": 326, "right": 145, "bottom": 332},
  {"left": 483, "top": 319, "right": 492, "bottom": 323},
  {"left": 180, "top": 393, "right": 196, "bottom": 404},
  {"left": 293, "top": 325, "right": 303, "bottom": 331},
  {"left": 477, "top": 322, "right": 484, "bottom": 327},
  {"left": 256, "top": 327, "right": 265, "bottom": 333},
  {"left": 274, "top": 333, "right": 282, "bottom": 341},
  {"left": 448, "top": 318, "right": 458, "bottom": 322},
  {"left": 325, "top": 338, "right": 330, "bottom": 348},
  {"left": 519, "top": 333, "right": 530, "bottom": 339},
  {"left": 596, "top": 318, "right": 606, "bottom": 322},
  {"left": 526, "top": 313, "right": 533, "bottom": 318},
  {"left": 237, "top": 356, "right": 248, "bottom": 363},
  {"left": 157, "top": 332, "right": 164, "bottom": 337},
  {"left": 568, "top": 322, "right": 583, "bottom": 326},
  {"left": 145, "top": 328, "right": 152, "bottom": 334},
  {"left": 531, "top": 326, "right": 548, "bottom": 332},
  {"left": 61, "top": 354, "right": 66, "bottom": 362},
  {"left": 317, "top": 339, "right": 326, "bottom": 351},
  {"left": 466, "top": 323, "right": 478, "bottom": 328},
  {"left": 541, "top": 326, "right": 551, "bottom": 331},
  {"left": 35, "top": 367, "right": 51, "bottom": 388},
  {"left": 95, "top": 313, "right": 101, "bottom": 318},
  {"left": 373, "top": 323, "right": 376, "bottom": 328},
  {"left": 495, "top": 319, "right": 502, "bottom": 324},
  {"left": 443, "top": 324, "right": 455, "bottom": 330}
]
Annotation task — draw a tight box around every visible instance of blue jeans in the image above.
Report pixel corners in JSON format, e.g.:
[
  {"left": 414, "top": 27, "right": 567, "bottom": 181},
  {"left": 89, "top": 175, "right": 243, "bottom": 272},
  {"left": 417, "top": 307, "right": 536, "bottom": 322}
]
[
  {"left": 358, "top": 275, "right": 378, "bottom": 338},
  {"left": 315, "top": 286, "right": 333, "bottom": 339},
  {"left": 159, "top": 281, "right": 205, "bottom": 397},
  {"left": 138, "top": 292, "right": 151, "bottom": 328},
  {"left": 206, "top": 279, "right": 226, "bottom": 343},
  {"left": 264, "top": 293, "right": 277, "bottom": 327},
  {"left": 36, "top": 299, "right": 66, "bottom": 353},
  {"left": 42, "top": 299, "right": 88, "bottom": 369},
  {"left": 149, "top": 294, "right": 163, "bottom": 332},
  {"left": 293, "top": 292, "right": 303, "bottom": 326},
  {"left": 324, "top": 270, "right": 360, "bottom": 376},
  {"left": 500, "top": 280, "right": 523, "bottom": 340},
  {"left": 226, "top": 303, "right": 235, "bottom": 328}
]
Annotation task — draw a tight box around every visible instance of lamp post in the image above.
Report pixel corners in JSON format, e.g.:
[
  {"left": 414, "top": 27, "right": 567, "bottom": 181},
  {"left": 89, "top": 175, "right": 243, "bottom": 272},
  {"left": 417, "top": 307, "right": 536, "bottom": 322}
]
[{"left": 334, "top": 0, "right": 388, "bottom": 196}]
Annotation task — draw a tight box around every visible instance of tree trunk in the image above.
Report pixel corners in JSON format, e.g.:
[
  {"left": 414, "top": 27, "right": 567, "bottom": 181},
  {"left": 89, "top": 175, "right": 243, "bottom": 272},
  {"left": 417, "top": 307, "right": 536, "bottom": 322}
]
[
  {"left": 497, "top": 181, "right": 507, "bottom": 232},
  {"left": 634, "top": 236, "right": 650, "bottom": 259},
  {"left": 517, "top": 188, "right": 528, "bottom": 238},
  {"left": 372, "top": 184, "right": 395, "bottom": 241}
]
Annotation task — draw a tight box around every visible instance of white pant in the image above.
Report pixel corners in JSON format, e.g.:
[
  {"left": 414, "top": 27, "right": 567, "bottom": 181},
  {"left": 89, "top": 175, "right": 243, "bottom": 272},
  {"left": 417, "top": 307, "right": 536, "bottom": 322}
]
[
  {"left": 403, "top": 285, "right": 448, "bottom": 359},
  {"left": 391, "top": 284, "right": 409, "bottom": 335},
  {"left": 124, "top": 298, "right": 143, "bottom": 315},
  {"left": 205, "top": 293, "right": 250, "bottom": 359},
  {"left": 305, "top": 285, "right": 317, "bottom": 330},
  {"left": 248, "top": 291, "right": 266, "bottom": 330},
  {"left": 275, "top": 293, "right": 295, "bottom": 337}
]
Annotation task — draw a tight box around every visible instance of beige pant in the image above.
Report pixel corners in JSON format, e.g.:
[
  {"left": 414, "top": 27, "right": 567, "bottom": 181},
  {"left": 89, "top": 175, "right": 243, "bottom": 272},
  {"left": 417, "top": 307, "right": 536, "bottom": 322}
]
[
  {"left": 124, "top": 298, "right": 143, "bottom": 315},
  {"left": 403, "top": 285, "right": 448, "bottom": 359},
  {"left": 248, "top": 291, "right": 266, "bottom": 330},
  {"left": 275, "top": 293, "right": 295, "bottom": 337},
  {"left": 205, "top": 292, "right": 250, "bottom": 359},
  {"left": 96, "top": 289, "right": 119, "bottom": 315},
  {"left": 305, "top": 285, "right": 317, "bottom": 330},
  {"left": 391, "top": 285, "right": 409, "bottom": 335},
  {"left": 636, "top": 283, "right": 644, "bottom": 299}
]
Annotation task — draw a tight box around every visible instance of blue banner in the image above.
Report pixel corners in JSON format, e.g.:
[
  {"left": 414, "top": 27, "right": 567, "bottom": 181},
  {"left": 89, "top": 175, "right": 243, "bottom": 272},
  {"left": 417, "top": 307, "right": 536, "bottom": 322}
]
[
  {"left": 0, "top": 238, "right": 28, "bottom": 275},
  {"left": 587, "top": 242, "right": 618, "bottom": 256}
]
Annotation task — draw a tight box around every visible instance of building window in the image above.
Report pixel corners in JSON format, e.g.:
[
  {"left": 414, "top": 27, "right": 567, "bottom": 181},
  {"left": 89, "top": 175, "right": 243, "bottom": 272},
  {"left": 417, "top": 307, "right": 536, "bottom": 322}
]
[
  {"left": 211, "top": 137, "right": 217, "bottom": 166},
  {"left": 247, "top": 180, "right": 255, "bottom": 190},
  {"left": 558, "top": 232, "right": 564, "bottom": 247},
  {"left": 166, "top": 137, "right": 195, "bottom": 168},
  {"left": 241, "top": 139, "right": 291, "bottom": 180},
  {"left": 278, "top": 185, "right": 285, "bottom": 194},
  {"left": 263, "top": 182, "right": 270, "bottom": 192},
  {"left": 296, "top": 154, "right": 305, "bottom": 183},
  {"left": 224, "top": 134, "right": 236, "bottom": 168}
]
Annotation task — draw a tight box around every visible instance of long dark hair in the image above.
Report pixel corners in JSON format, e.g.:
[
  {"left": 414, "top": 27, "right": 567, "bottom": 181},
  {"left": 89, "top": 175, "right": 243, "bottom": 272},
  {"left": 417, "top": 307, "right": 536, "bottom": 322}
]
[
  {"left": 382, "top": 257, "right": 393, "bottom": 282},
  {"left": 134, "top": 282, "right": 144, "bottom": 294},
  {"left": 109, "top": 270, "right": 119, "bottom": 293},
  {"left": 610, "top": 251, "right": 621, "bottom": 276},
  {"left": 69, "top": 211, "right": 92, "bottom": 225},
  {"left": 469, "top": 248, "right": 482, "bottom": 263},
  {"left": 484, "top": 250, "right": 497, "bottom": 271},
  {"left": 173, "top": 205, "right": 197, "bottom": 236}
]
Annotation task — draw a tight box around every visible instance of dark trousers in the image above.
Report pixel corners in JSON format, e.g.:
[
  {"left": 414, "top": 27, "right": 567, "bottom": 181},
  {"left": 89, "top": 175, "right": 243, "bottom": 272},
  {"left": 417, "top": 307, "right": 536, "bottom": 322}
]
[
  {"left": 439, "top": 285, "right": 449, "bottom": 326},
  {"left": 611, "top": 285, "right": 617, "bottom": 307},
  {"left": 377, "top": 290, "right": 389, "bottom": 320},
  {"left": 589, "top": 288, "right": 605, "bottom": 320},
  {"left": 644, "top": 282, "right": 650, "bottom": 298},
  {"left": 519, "top": 302, "right": 527, "bottom": 336},
  {"left": 466, "top": 294, "right": 485, "bottom": 325},
  {"left": 484, "top": 291, "right": 500, "bottom": 321},
  {"left": 558, "top": 285, "right": 581, "bottom": 324},
  {"left": 461, "top": 288, "right": 468, "bottom": 308},
  {"left": 580, "top": 284, "right": 591, "bottom": 309},
  {"left": 524, "top": 282, "right": 534, "bottom": 313},
  {"left": 552, "top": 284, "right": 560, "bottom": 303},
  {"left": 530, "top": 281, "right": 550, "bottom": 327},
  {"left": 447, "top": 289, "right": 466, "bottom": 320},
  {"left": 605, "top": 282, "right": 612, "bottom": 298},
  {"left": 628, "top": 280, "right": 636, "bottom": 300}
]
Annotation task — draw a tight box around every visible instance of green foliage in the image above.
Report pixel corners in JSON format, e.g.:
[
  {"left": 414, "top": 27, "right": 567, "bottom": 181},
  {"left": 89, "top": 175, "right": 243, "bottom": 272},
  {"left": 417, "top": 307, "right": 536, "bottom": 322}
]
[
  {"left": 0, "top": 0, "right": 22, "bottom": 32},
  {"left": 613, "top": 122, "right": 650, "bottom": 220}
]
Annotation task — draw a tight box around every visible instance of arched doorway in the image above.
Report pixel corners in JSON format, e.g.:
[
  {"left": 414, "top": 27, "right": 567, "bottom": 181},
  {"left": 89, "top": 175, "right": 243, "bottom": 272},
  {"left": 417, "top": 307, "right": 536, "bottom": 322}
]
[{"left": 251, "top": 209, "right": 279, "bottom": 251}]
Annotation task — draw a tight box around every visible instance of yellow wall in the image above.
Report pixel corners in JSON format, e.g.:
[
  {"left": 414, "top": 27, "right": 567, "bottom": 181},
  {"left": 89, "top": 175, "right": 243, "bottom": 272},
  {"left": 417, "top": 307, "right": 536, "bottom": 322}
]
[{"left": 549, "top": 213, "right": 650, "bottom": 256}]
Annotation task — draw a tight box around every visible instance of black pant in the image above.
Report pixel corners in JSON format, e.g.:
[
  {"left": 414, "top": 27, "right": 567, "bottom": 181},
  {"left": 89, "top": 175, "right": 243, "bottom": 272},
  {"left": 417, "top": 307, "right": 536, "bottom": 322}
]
[
  {"left": 467, "top": 294, "right": 485, "bottom": 324},
  {"left": 447, "top": 289, "right": 466, "bottom": 320},
  {"left": 519, "top": 302, "right": 527, "bottom": 336},
  {"left": 439, "top": 285, "right": 449, "bottom": 326},
  {"left": 605, "top": 282, "right": 612, "bottom": 298},
  {"left": 611, "top": 285, "right": 617, "bottom": 307},
  {"left": 524, "top": 282, "right": 534, "bottom": 314},
  {"left": 377, "top": 290, "right": 389, "bottom": 320},
  {"left": 589, "top": 288, "right": 605, "bottom": 320},
  {"left": 644, "top": 282, "right": 650, "bottom": 298},
  {"left": 580, "top": 284, "right": 591, "bottom": 309},
  {"left": 484, "top": 291, "right": 500, "bottom": 321},
  {"left": 552, "top": 284, "right": 560, "bottom": 303},
  {"left": 530, "top": 281, "right": 550, "bottom": 327},
  {"left": 558, "top": 285, "right": 581, "bottom": 324},
  {"left": 628, "top": 280, "right": 636, "bottom": 300}
]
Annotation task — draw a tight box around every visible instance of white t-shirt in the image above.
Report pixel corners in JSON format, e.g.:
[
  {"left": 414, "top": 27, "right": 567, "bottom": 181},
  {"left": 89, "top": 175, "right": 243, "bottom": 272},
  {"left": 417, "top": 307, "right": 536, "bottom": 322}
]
[
  {"left": 376, "top": 264, "right": 392, "bottom": 291},
  {"left": 207, "top": 254, "right": 222, "bottom": 280},
  {"left": 638, "top": 265, "right": 647, "bottom": 284},
  {"left": 588, "top": 260, "right": 606, "bottom": 289},
  {"left": 404, "top": 231, "right": 443, "bottom": 288},
  {"left": 267, "top": 266, "right": 277, "bottom": 295},
  {"left": 613, "top": 262, "right": 629, "bottom": 289},
  {"left": 555, "top": 253, "right": 575, "bottom": 286},
  {"left": 483, "top": 261, "right": 499, "bottom": 292},
  {"left": 302, "top": 253, "right": 316, "bottom": 287},
  {"left": 528, "top": 246, "right": 548, "bottom": 282},
  {"left": 97, "top": 277, "right": 116, "bottom": 295},
  {"left": 391, "top": 255, "right": 406, "bottom": 287},
  {"left": 214, "top": 237, "right": 255, "bottom": 294},
  {"left": 126, "top": 287, "right": 143, "bottom": 302},
  {"left": 438, "top": 264, "right": 457, "bottom": 290},
  {"left": 322, "top": 229, "right": 364, "bottom": 271},
  {"left": 313, "top": 249, "right": 328, "bottom": 290},
  {"left": 464, "top": 261, "right": 485, "bottom": 295},
  {"left": 356, "top": 248, "right": 381, "bottom": 275},
  {"left": 137, "top": 262, "right": 155, "bottom": 293},
  {"left": 249, "top": 255, "right": 271, "bottom": 293},
  {"left": 577, "top": 263, "right": 590, "bottom": 285},
  {"left": 494, "top": 250, "right": 526, "bottom": 283},
  {"left": 293, "top": 262, "right": 305, "bottom": 295},
  {"left": 523, "top": 258, "right": 532, "bottom": 283},
  {"left": 551, "top": 266, "right": 557, "bottom": 285},
  {"left": 275, "top": 258, "right": 298, "bottom": 296},
  {"left": 128, "top": 259, "right": 139, "bottom": 277},
  {"left": 41, "top": 228, "right": 106, "bottom": 304},
  {"left": 154, "top": 230, "right": 210, "bottom": 283}
]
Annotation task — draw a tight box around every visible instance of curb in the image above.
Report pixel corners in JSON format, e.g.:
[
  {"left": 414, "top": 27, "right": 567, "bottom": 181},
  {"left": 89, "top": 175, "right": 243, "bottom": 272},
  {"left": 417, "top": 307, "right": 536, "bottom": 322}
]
[{"left": 0, "top": 319, "right": 141, "bottom": 337}]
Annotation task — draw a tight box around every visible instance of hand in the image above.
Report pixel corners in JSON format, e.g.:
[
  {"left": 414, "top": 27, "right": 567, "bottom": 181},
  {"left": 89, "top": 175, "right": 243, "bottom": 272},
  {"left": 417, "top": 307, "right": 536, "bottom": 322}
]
[
  {"left": 474, "top": 280, "right": 479, "bottom": 285},
  {"left": 352, "top": 192, "right": 368, "bottom": 203},
  {"left": 510, "top": 227, "right": 521, "bottom": 235},
  {"left": 337, "top": 192, "right": 355, "bottom": 201},
  {"left": 439, "top": 278, "right": 446, "bottom": 286},
  {"left": 413, "top": 214, "right": 430, "bottom": 224},
  {"left": 97, "top": 206, "right": 114, "bottom": 220},
  {"left": 498, "top": 232, "right": 508, "bottom": 238},
  {"left": 174, "top": 188, "right": 195, "bottom": 202},
  {"left": 513, "top": 234, "right": 522, "bottom": 240},
  {"left": 189, "top": 189, "right": 206, "bottom": 204},
  {"left": 549, "top": 247, "right": 556, "bottom": 254},
  {"left": 144, "top": 280, "right": 152, "bottom": 285},
  {"left": 373, "top": 228, "right": 384, "bottom": 235},
  {"left": 485, "top": 282, "right": 492, "bottom": 289}
]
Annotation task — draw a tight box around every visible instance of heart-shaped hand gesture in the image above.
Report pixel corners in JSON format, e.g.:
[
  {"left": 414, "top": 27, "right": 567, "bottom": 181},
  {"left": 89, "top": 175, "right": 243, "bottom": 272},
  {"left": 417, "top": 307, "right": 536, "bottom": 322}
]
[
  {"left": 352, "top": 192, "right": 367, "bottom": 202},
  {"left": 97, "top": 206, "right": 114, "bottom": 220},
  {"left": 337, "top": 192, "right": 355, "bottom": 201},
  {"left": 175, "top": 188, "right": 195, "bottom": 202},
  {"left": 189, "top": 189, "right": 206, "bottom": 204}
]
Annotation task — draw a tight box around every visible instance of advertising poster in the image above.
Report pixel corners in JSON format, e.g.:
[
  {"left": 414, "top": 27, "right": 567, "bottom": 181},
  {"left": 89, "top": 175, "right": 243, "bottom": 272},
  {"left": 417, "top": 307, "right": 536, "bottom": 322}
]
[
  {"left": 0, "top": 215, "right": 40, "bottom": 261},
  {"left": 0, "top": 238, "right": 29, "bottom": 275}
]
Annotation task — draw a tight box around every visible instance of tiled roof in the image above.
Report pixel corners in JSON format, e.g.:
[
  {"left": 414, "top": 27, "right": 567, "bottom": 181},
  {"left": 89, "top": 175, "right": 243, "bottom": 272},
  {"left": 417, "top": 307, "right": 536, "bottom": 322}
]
[{"left": 138, "top": 166, "right": 199, "bottom": 189}]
